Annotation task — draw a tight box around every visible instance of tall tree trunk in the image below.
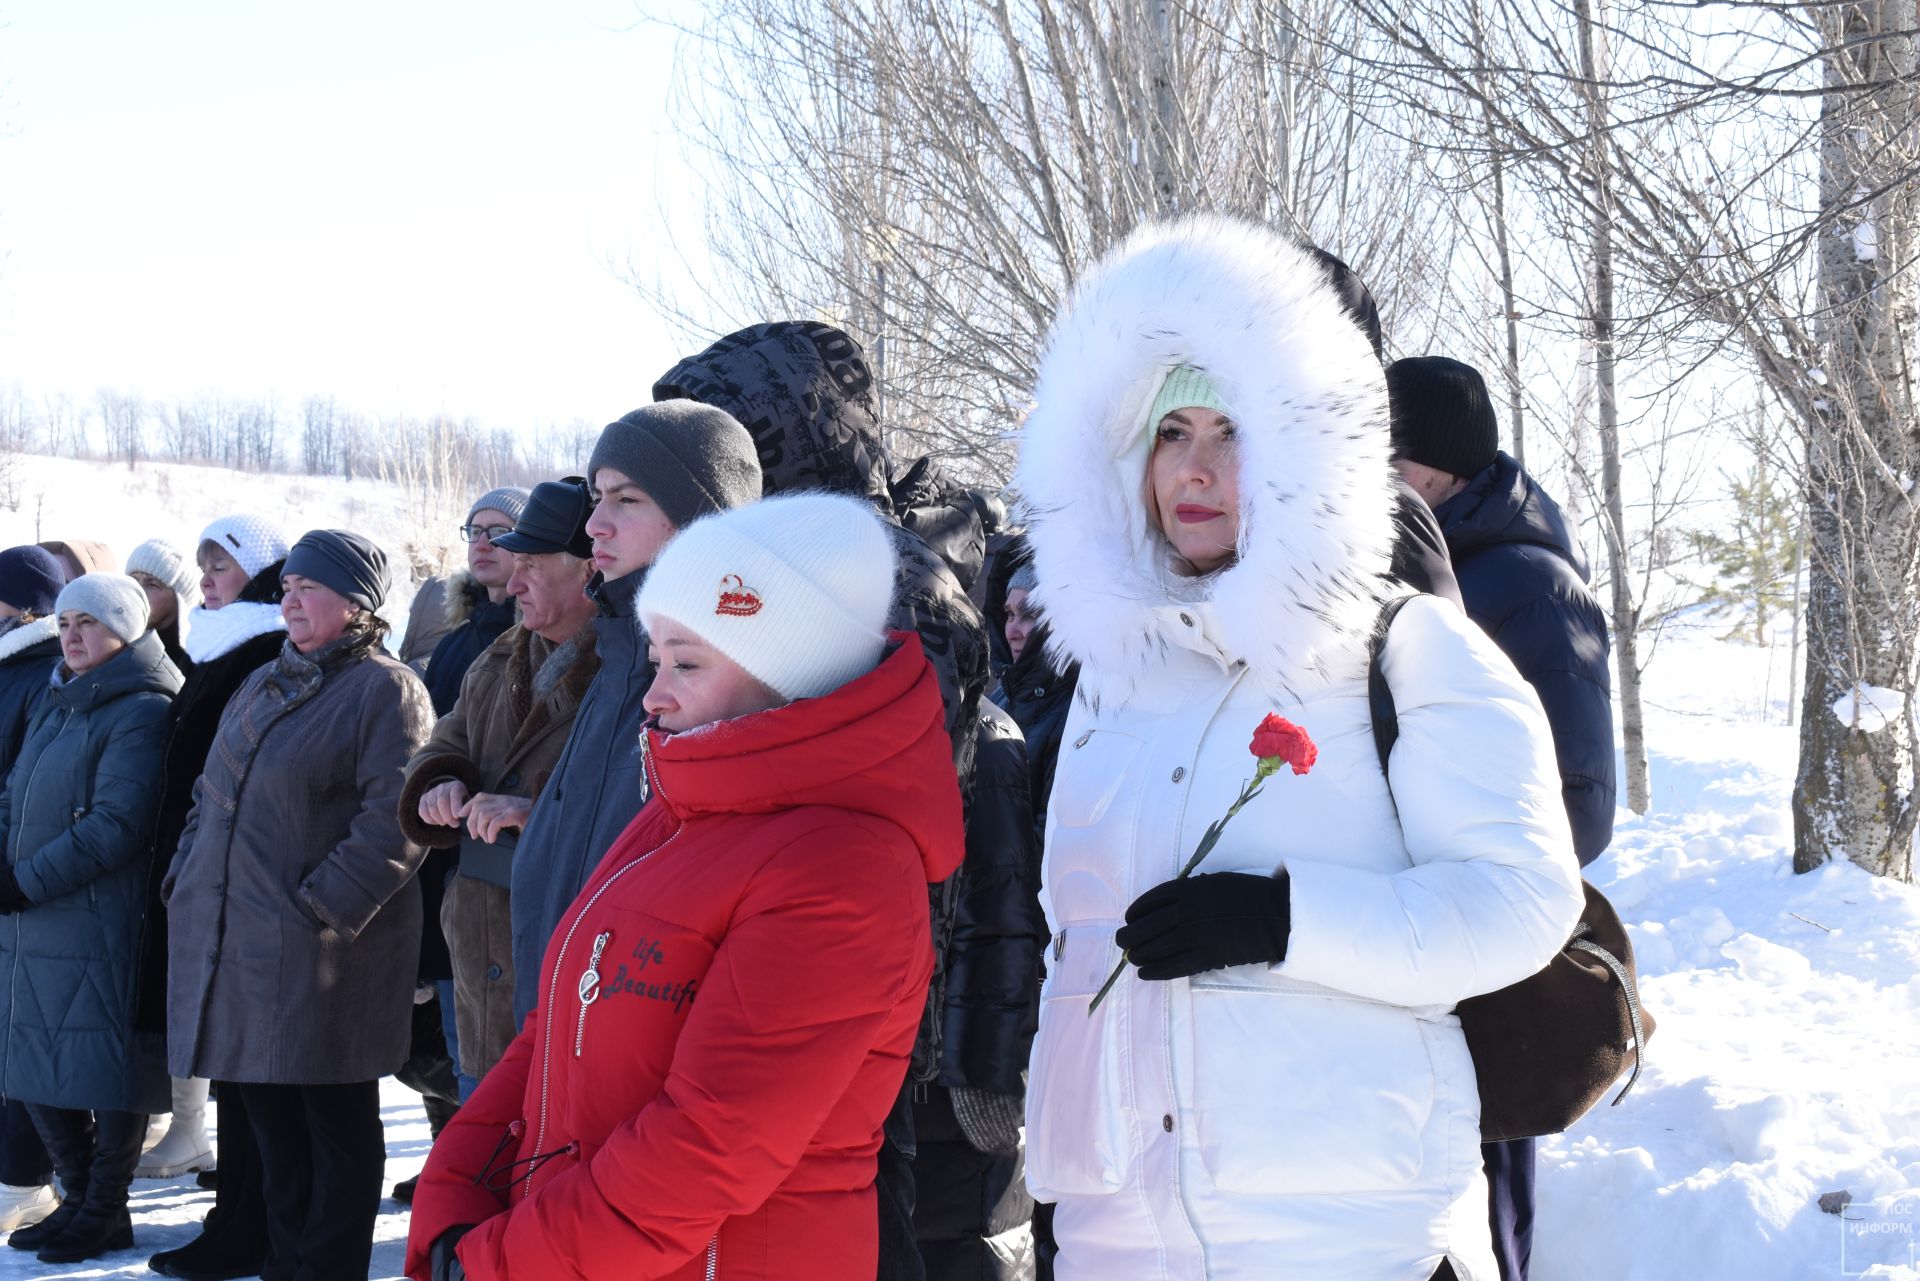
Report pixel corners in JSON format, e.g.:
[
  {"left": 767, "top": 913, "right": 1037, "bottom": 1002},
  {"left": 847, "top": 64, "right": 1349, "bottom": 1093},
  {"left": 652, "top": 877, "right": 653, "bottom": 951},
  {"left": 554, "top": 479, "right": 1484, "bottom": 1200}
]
[
  {"left": 1472, "top": 0, "right": 1526, "bottom": 466},
  {"left": 1793, "top": 2, "right": 1920, "bottom": 879},
  {"left": 1576, "top": 0, "right": 1652, "bottom": 815},
  {"left": 1147, "top": 0, "right": 1180, "bottom": 213},
  {"left": 1788, "top": 515, "right": 1806, "bottom": 727}
]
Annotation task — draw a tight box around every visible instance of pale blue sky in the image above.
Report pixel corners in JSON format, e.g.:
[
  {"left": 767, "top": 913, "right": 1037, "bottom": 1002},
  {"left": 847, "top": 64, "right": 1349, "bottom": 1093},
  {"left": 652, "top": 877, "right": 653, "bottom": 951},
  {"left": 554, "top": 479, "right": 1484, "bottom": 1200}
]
[{"left": 0, "top": 1, "right": 705, "bottom": 431}]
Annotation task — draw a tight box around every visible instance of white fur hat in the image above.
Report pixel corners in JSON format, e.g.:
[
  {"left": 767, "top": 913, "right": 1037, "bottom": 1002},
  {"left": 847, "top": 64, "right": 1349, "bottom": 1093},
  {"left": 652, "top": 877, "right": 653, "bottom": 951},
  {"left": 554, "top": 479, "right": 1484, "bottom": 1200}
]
[
  {"left": 126, "top": 538, "right": 203, "bottom": 613},
  {"left": 56, "top": 572, "right": 152, "bottom": 645},
  {"left": 637, "top": 493, "right": 897, "bottom": 701},
  {"left": 197, "top": 513, "right": 291, "bottom": 582}
]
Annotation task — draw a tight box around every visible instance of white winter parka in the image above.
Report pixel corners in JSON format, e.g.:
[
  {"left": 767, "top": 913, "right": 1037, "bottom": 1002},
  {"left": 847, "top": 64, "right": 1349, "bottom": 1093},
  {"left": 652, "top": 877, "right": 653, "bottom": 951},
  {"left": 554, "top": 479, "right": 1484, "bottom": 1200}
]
[{"left": 1016, "top": 218, "right": 1586, "bottom": 1281}]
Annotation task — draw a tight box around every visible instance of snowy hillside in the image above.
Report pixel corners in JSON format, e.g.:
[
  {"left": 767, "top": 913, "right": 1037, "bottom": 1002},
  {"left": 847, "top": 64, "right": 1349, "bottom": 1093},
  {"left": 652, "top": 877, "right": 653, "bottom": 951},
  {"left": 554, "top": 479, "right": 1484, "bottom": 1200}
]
[
  {"left": 3, "top": 455, "right": 1919, "bottom": 1279},
  {"left": 0, "top": 454, "right": 457, "bottom": 646}
]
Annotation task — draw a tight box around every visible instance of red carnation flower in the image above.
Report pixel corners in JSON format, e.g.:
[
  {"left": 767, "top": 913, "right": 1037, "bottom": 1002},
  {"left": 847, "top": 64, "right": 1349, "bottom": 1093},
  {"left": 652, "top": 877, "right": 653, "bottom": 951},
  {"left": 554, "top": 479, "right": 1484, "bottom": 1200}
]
[{"left": 1250, "top": 712, "right": 1317, "bottom": 776}]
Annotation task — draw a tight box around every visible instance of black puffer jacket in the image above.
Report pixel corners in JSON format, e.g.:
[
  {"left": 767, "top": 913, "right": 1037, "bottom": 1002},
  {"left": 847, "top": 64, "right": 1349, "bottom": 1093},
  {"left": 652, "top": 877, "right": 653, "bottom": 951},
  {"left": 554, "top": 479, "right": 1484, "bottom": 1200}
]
[
  {"left": 1390, "top": 476, "right": 1465, "bottom": 608},
  {"left": 891, "top": 454, "right": 1005, "bottom": 598},
  {"left": 937, "top": 701, "right": 1045, "bottom": 1095},
  {"left": 984, "top": 538, "right": 1078, "bottom": 842},
  {"left": 0, "top": 618, "right": 61, "bottom": 780},
  {"left": 141, "top": 564, "right": 289, "bottom": 1032},
  {"left": 655, "top": 319, "right": 990, "bottom": 781},
  {"left": 1435, "top": 451, "right": 1615, "bottom": 863}
]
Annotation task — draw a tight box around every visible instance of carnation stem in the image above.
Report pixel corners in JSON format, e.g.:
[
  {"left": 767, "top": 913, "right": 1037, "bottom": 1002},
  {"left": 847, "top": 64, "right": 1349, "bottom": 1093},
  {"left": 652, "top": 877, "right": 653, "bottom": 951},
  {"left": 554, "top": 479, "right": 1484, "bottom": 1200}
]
[{"left": 1087, "top": 772, "right": 1267, "bottom": 1015}]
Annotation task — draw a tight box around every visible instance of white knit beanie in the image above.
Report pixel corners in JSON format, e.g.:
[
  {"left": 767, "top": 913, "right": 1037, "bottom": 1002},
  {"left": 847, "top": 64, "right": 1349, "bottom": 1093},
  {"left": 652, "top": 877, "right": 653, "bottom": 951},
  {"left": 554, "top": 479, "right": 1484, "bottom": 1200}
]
[
  {"left": 126, "top": 538, "right": 204, "bottom": 612},
  {"left": 56, "top": 572, "right": 152, "bottom": 644},
  {"left": 197, "top": 513, "right": 291, "bottom": 582},
  {"left": 637, "top": 493, "right": 898, "bottom": 701}
]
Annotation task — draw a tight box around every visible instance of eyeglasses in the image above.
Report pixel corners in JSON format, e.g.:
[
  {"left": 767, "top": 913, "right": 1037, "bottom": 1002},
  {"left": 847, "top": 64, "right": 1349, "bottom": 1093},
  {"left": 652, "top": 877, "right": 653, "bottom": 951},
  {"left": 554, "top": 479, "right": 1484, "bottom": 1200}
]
[{"left": 460, "top": 524, "right": 514, "bottom": 545}]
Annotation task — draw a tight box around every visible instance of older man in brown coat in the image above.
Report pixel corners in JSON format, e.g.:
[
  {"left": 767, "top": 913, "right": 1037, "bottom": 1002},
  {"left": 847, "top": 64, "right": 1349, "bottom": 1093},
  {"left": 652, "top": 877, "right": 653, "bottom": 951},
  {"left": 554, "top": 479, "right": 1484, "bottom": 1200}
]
[{"left": 398, "top": 479, "right": 602, "bottom": 1096}]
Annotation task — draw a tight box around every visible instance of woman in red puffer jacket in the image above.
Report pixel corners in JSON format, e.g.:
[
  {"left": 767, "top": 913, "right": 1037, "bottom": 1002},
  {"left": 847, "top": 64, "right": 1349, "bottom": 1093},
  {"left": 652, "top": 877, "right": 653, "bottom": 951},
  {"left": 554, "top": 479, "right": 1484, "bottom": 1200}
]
[{"left": 405, "top": 492, "right": 966, "bottom": 1281}]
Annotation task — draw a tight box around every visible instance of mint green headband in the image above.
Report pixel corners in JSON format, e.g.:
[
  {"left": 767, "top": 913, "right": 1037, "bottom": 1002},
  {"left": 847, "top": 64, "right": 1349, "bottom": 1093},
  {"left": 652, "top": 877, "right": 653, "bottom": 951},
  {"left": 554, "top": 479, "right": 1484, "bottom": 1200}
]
[{"left": 1146, "top": 365, "right": 1230, "bottom": 434}]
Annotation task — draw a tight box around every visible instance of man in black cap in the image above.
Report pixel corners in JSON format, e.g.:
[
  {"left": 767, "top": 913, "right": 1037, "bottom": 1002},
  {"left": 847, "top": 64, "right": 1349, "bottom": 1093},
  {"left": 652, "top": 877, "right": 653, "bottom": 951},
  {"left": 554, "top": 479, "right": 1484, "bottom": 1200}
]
[
  {"left": 399, "top": 478, "right": 602, "bottom": 1108},
  {"left": 1387, "top": 353, "right": 1615, "bottom": 1281}
]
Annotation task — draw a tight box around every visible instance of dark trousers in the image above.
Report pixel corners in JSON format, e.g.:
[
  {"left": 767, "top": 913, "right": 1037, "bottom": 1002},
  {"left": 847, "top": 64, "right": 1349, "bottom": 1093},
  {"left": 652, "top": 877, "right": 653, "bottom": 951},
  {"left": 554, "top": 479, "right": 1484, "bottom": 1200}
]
[
  {"left": 875, "top": 1083, "right": 924, "bottom": 1281},
  {"left": 170, "top": 1084, "right": 271, "bottom": 1269},
  {"left": 239, "top": 1080, "right": 385, "bottom": 1281},
  {"left": 0, "top": 1096, "right": 51, "bottom": 1187},
  {"left": 911, "top": 1090, "right": 1032, "bottom": 1281},
  {"left": 1032, "top": 1202, "right": 1055, "bottom": 1281},
  {"left": 1484, "top": 1136, "right": 1536, "bottom": 1281}
]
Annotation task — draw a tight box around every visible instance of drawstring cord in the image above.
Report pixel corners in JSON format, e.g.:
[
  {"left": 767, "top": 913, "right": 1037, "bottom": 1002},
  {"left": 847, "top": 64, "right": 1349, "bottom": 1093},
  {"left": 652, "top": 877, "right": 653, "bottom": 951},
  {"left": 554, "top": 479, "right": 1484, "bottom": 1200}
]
[{"left": 472, "top": 1119, "right": 577, "bottom": 1195}]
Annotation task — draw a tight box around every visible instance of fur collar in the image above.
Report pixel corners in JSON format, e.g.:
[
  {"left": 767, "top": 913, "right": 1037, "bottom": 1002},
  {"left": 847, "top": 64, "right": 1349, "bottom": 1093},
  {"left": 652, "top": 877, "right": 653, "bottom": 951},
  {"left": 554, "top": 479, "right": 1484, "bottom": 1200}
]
[
  {"left": 0, "top": 615, "right": 58, "bottom": 664},
  {"left": 442, "top": 570, "right": 479, "bottom": 630},
  {"left": 183, "top": 602, "right": 287, "bottom": 665},
  {"left": 1016, "top": 217, "right": 1397, "bottom": 709}
]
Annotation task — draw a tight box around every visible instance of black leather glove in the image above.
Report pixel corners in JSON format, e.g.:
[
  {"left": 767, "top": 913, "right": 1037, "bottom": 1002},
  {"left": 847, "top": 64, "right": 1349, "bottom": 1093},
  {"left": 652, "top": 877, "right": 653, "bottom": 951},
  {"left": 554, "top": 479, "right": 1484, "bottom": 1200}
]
[
  {"left": 1116, "top": 870, "right": 1291, "bottom": 980},
  {"left": 0, "top": 865, "right": 29, "bottom": 915},
  {"left": 431, "top": 1225, "right": 474, "bottom": 1281}
]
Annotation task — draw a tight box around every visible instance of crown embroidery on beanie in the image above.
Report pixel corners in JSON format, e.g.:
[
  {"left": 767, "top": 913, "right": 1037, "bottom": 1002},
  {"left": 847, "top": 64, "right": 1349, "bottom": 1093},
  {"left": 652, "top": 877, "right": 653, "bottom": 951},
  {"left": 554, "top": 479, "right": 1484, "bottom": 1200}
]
[{"left": 715, "top": 574, "right": 763, "bottom": 617}]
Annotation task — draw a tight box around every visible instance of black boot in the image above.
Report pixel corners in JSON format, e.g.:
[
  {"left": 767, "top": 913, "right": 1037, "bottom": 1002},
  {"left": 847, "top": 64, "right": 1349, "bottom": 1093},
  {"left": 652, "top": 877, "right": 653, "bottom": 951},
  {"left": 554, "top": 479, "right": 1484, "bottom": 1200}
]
[
  {"left": 7, "top": 1106, "right": 91, "bottom": 1251},
  {"left": 149, "top": 1086, "right": 268, "bottom": 1281},
  {"left": 36, "top": 1109, "right": 144, "bottom": 1263}
]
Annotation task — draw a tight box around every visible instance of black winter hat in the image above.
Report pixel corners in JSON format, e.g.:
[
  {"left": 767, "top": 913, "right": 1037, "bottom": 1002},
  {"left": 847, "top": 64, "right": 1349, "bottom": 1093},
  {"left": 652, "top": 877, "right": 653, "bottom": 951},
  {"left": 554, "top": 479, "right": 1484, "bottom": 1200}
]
[
  {"left": 283, "top": 530, "right": 390, "bottom": 612},
  {"left": 0, "top": 546, "right": 66, "bottom": 616},
  {"left": 587, "top": 400, "right": 762, "bottom": 530},
  {"left": 492, "top": 477, "right": 595, "bottom": 558},
  {"left": 1386, "top": 356, "right": 1499, "bottom": 481}
]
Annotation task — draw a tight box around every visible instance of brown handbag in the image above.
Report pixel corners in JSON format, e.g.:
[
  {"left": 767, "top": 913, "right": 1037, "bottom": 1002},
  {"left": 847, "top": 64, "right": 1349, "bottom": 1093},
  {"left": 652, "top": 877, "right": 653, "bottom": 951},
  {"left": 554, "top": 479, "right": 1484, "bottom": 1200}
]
[{"left": 1369, "top": 597, "right": 1653, "bottom": 1142}]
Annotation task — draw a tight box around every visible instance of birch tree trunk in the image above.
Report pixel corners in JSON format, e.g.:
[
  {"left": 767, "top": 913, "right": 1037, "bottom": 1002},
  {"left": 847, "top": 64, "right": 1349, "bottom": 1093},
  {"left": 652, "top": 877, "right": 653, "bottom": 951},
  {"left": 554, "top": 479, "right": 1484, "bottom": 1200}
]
[
  {"left": 1792, "top": 1, "right": 1920, "bottom": 879},
  {"left": 1576, "top": 0, "right": 1653, "bottom": 814}
]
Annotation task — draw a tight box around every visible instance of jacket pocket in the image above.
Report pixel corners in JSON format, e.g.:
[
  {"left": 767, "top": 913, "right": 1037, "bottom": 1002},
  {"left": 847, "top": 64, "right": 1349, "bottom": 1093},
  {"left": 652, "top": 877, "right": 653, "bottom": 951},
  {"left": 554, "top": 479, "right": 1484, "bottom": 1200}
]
[
  {"left": 1047, "top": 728, "right": 1146, "bottom": 831},
  {"left": 1186, "top": 983, "right": 1435, "bottom": 1195},
  {"left": 1024, "top": 924, "right": 1135, "bottom": 1199}
]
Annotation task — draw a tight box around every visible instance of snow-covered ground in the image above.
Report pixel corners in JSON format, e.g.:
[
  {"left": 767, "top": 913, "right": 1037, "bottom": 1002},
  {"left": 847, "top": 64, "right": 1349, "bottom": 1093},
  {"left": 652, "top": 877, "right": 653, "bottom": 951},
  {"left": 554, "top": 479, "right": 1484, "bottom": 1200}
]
[
  {"left": 0, "top": 1079, "right": 428, "bottom": 1281},
  {"left": 0, "top": 453, "right": 454, "bottom": 646},
  {"left": 4, "top": 454, "right": 1920, "bottom": 1278}
]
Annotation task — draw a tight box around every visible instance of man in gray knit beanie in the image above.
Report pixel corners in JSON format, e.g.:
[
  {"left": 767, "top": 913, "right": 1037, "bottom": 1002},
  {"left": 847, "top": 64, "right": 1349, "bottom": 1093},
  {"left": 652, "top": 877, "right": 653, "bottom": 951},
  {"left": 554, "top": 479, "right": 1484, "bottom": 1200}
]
[
  {"left": 506, "top": 399, "right": 763, "bottom": 1032},
  {"left": 586, "top": 399, "right": 762, "bottom": 530}
]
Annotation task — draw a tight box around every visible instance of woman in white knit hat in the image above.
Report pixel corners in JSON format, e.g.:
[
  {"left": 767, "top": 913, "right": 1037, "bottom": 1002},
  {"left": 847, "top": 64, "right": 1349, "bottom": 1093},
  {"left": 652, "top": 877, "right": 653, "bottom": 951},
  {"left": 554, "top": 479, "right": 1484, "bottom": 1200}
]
[
  {"left": 406, "top": 493, "right": 967, "bottom": 1281},
  {"left": 140, "top": 514, "right": 291, "bottom": 1280},
  {"left": 126, "top": 539, "right": 203, "bottom": 675}
]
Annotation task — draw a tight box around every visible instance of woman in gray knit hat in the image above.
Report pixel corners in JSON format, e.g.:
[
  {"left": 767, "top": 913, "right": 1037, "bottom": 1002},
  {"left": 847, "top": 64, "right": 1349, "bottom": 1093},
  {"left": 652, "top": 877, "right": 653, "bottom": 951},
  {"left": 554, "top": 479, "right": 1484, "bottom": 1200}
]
[{"left": 0, "top": 573, "right": 182, "bottom": 1263}]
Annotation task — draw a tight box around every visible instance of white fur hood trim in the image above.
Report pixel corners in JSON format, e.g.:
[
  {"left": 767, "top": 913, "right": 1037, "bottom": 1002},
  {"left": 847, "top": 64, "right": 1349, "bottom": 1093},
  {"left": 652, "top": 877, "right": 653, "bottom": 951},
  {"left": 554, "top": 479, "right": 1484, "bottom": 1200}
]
[
  {"left": 1016, "top": 216, "right": 1397, "bottom": 708},
  {"left": 183, "top": 602, "right": 286, "bottom": 665},
  {"left": 0, "top": 615, "right": 59, "bottom": 664}
]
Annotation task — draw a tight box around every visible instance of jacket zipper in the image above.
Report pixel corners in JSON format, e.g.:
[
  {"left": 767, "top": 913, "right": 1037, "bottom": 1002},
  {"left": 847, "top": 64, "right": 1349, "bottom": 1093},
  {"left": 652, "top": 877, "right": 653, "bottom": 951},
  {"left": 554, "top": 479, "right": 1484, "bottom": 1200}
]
[
  {"left": 705, "top": 1236, "right": 718, "bottom": 1279},
  {"left": 574, "top": 930, "right": 611, "bottom": 1057},
  {"left": 530, "top": 823, "right": 682, "bottom": 1199}
]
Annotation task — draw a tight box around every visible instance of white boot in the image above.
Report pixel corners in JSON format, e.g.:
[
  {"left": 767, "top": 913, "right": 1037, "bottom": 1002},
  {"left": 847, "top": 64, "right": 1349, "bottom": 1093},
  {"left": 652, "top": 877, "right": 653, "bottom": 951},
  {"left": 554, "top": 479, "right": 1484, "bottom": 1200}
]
[
  {"left": 134, "top": 1075, "right": 215, "bottom": 1178},
  {"left": 0, "top": 1182, "right": 56, "bottom": 1232}
]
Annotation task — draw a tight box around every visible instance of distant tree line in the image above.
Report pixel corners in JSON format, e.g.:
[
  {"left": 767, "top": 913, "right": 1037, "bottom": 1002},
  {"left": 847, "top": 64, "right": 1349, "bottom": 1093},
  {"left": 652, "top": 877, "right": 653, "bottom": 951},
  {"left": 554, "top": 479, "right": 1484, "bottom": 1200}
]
[{"left": 0, "top": 381, "right": 595, "bottom": 491}]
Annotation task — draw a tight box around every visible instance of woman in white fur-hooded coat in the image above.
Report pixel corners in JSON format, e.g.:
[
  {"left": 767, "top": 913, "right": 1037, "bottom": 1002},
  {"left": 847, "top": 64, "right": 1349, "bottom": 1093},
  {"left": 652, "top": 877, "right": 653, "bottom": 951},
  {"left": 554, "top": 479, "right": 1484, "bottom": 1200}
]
[{"left": 1016, "top": 216, "right": 1585, "bottom": 1281}]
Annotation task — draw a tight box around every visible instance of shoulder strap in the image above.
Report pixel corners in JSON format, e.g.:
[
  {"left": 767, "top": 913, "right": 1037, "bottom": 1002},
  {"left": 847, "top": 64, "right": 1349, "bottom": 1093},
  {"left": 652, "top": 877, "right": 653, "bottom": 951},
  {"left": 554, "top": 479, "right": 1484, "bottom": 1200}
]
[{"left": 1368, "top": 595, "right": 1421, "bottom": 779}]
